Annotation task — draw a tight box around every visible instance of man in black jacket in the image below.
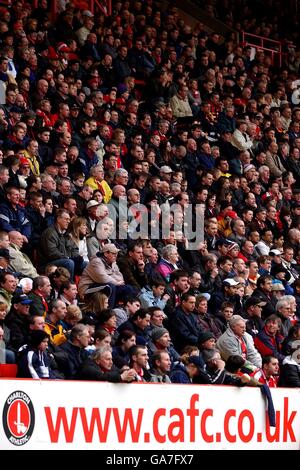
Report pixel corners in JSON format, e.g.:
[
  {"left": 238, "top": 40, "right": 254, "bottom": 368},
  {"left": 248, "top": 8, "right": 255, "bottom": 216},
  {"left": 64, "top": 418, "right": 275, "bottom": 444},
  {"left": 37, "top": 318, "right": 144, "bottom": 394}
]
[
  {"left": 167, "top": 293, "right": 199, "bottom": 352},
  {"left": 76, "top": 347, "right": 136, "bottom": 382},
  {"left": 5, "top": 293, "right": 33, "bottom": 352},
  {"left": 252, "top": 275, "right": 277, "bottom": 319},
  {"left": 58, "top": 324, "right": 90, "bottom": 379},
  {"left": 39, "top": 208, "right": 80, "bottom": 279},
  {"left": 117, "top": 241, "right": 149, "bottom": 292}
]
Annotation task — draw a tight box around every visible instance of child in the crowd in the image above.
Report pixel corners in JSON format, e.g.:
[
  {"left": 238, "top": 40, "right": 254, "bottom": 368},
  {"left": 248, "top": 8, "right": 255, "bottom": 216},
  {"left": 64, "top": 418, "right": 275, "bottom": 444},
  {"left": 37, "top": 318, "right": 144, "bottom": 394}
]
[
  {"left": 17, "top": 330, "right": 55, "bottom": 379},
  {"left": 139, "top": 279, "right": 169, "bottom": 309}
]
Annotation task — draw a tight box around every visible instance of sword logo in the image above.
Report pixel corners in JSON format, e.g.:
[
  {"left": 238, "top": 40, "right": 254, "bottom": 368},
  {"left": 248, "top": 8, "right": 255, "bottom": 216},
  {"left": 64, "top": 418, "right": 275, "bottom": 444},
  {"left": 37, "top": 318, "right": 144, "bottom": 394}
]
[{"left": 14, "top": 402, "right": 27, "bottom": 435}]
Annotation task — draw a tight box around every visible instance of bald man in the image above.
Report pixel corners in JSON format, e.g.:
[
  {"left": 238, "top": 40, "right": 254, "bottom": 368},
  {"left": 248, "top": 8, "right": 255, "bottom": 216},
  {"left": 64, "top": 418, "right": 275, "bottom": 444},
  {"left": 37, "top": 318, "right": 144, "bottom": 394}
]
[{"left": 8, "top": 231, "right": 38, "bottom": 279}]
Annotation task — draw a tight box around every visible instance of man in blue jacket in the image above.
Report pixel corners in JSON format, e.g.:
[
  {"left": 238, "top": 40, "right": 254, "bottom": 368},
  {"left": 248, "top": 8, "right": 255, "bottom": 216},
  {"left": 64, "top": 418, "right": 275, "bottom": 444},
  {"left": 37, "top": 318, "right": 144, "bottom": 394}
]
[{"left": 0, "top": 186, "right": 31, "bottom": 242}]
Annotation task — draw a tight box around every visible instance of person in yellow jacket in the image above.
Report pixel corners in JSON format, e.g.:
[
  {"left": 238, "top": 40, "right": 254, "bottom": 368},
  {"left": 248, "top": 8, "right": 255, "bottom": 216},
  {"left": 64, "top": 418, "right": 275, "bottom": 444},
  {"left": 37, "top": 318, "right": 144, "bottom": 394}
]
[
  {"left": 44, "top": 299, "right": 68, "bottom": 346},
  {"left": 23, "top": 139, "right": 40, "bottom": 176},
  {"left": 85, "top": 164, "right": 112, "bottom": 203}
]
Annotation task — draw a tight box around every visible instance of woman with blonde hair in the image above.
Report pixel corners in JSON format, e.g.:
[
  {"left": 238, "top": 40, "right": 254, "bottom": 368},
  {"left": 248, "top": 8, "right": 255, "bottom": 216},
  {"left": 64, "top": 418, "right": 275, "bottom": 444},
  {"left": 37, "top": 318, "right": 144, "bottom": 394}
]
[
  {"left": 81, "top": 287, "right": 111, "bottom": 323},
  {"left": 68, "top": 217, "right": 89, "bottom": 263},
  {"left": 61, "top": 305, "right": 83, "bottom": 332}
]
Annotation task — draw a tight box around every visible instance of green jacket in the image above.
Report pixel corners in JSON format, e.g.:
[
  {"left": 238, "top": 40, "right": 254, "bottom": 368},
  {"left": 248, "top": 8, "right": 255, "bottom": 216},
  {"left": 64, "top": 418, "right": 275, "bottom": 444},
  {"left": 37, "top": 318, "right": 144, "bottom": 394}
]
[
  {"left": 39, "top": 224, "right": 79, "bottom": 264},
  {"left": 0, "top": 288, "right": 13, "bottom": 311}
]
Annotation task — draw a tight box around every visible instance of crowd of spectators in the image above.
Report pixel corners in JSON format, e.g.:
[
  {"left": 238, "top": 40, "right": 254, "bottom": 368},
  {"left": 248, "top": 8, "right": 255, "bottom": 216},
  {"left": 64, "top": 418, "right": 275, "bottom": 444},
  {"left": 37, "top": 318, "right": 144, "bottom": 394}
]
[{"left": 1, "top": 0, "right": 300, "bottom": 388}]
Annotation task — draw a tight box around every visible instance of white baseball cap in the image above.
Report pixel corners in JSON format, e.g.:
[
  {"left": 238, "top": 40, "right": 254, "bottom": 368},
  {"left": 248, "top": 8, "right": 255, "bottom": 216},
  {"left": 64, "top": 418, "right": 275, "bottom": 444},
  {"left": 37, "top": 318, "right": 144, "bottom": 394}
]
[
  {"left": 159, "top": 165, "right": 173, "bottom": 173},
  {"left": 269, "top": 249, "right": 281, "bottom": 256},
  {"left": 82, "top": 10, "right": 94, "bottom": 17},
  {"left": 223, "top": 278, "right": 240, "bottom": 287},
  {"left": 86, "top": 200, "right": 101, "bottom": 210}
]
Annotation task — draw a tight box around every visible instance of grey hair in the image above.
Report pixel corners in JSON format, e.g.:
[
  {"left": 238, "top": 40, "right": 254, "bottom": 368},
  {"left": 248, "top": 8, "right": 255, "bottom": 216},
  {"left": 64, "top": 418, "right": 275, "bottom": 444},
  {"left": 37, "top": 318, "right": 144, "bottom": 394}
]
[
  {"left": 288, "top": 228, "right": 300, "bottom": 241},
  {"left": 115, "top": 168, "right": 128, "bottom": 177},
  {"left": 70, "top": 324, "right": 89, "bottom": 342},
  {"left": 202, "top": 348, "right": 220, "bottom": 364},
  {"left": 170, "top": 183, "right": 181, "bottom": 191},
  {"left": 228, "top": 315, "right": 246, "bottom": 328},
  {"left": 258, "top": 165, "right": 270, "bottom": 175},
  {"left": 92, "top": 346, "right": 112, "bottom": 361},
  {"left": 276, "top": 298, "right": 290, "bottom": 311},
  {"left": 283, "top": 295, "right": 296, "bottom": 303},
  {"left": 280, "top": 295, "right": 296, "bottom": 311},
  {"left": 162, "top": 244, "right": 178, "bottom": 260},
  {"left": 90, "top": 164, "right": 103, "bottom": 176}
]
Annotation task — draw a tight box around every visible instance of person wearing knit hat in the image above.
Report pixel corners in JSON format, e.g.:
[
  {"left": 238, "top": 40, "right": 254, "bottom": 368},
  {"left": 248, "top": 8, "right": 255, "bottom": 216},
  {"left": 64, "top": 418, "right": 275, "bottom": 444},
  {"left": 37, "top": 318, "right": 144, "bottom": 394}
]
[
  {"left": 151, "top": 327, "right": 169, "bottom": 343},
  {"left": 57, "top": 42, "right": 71, "bottom": 54},
  {"left": 19, "top": 156, "right": 30, "bottom": 168},
  {"left": 48, "top": 46, "right": 59, "bottom": 60},
  {"left": 271, "top": 280, "right": 285, "bottom": 294},
  {"left": 115, "top": 97, "right": 126, "bottom": 105},
  {"left": 149, "top": 327, "right": 180, "bottom": 366},
  {"left": 225, "top": 210, "right": 238, "bottom": 219},
  {"left": 198, "top": 331, "right": 216, "bottom": 350},
  {"left": 244, "top": 164, "right": 256, "bottom": 174}
]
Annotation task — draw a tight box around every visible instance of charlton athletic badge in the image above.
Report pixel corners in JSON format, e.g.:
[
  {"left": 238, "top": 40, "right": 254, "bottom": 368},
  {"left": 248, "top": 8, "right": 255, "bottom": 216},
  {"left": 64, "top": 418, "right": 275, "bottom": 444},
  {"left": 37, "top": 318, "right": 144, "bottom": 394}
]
[{"left": 2, "top": 391, "right": 35, "bottom": 446}]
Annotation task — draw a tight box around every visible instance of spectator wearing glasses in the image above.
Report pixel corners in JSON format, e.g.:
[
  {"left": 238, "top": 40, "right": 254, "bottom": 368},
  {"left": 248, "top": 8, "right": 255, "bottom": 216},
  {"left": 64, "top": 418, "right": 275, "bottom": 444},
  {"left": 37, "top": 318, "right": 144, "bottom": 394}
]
[{"left": 276, "top": 297, "right": 293, "bottom": 338}]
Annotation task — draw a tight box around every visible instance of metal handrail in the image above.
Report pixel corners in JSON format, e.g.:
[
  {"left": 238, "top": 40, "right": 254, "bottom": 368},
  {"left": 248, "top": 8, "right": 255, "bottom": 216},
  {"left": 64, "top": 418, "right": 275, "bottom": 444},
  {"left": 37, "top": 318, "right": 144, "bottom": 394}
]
[
  {"left": 89, "top": 0, "right": 112, "bottom": 16},
  {"left": 241, "top": 31, "right": 285, "bottom": 67},
  {"left": 31, "top": 0, "right": 112, "bottom": 19}
]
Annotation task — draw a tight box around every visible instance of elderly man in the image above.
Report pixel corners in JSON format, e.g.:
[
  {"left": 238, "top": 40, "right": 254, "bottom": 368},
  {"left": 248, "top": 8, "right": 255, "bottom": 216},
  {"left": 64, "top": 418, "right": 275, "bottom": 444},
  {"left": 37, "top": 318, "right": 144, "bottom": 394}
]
[
  {"left": 274, "top": 297, "right": 294, "bottom": 338},
  {"left": 76, "top": 346, "right": 137, "bottom": 382},
  {"left": 231, "top": 120, "right": 253, "bottom": 152},
  {"left": 78, "top": 243, "right": 137, "bottom": 306},
  {"left": 169, "top": 85, "right": 193, "bottom": 118},
  {"left": 8, "top": 231, "right": 38, "bottom": 279},
  {"left": 85, "top": 164, "right": 112, "bottom": 203},
  {"left": 86, "top": 218, "right": 112, "bottom": 258},
  {"left": 113, "top": 168, "right": 129, "bottom": 187},
  {"left": 108, "top": 185, "right": 127, "bottom": 223},
  {"left": 216, "top": 314, "right": 262, "bottom": 371}
]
